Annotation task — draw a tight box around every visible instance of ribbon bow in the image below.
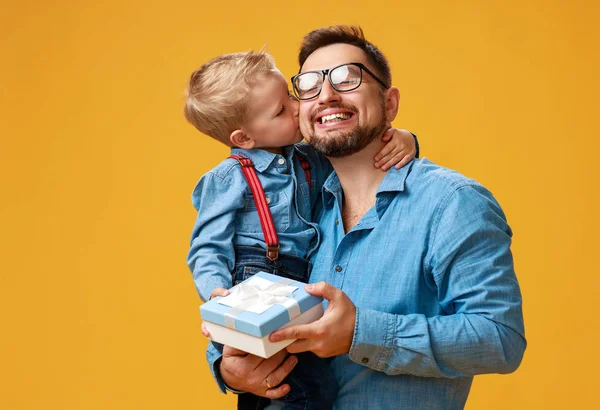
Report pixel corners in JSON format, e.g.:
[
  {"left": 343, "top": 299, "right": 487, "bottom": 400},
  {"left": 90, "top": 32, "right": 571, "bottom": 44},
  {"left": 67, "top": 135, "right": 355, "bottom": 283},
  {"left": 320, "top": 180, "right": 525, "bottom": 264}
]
[
  {"left": 231, "top": 281, "right": 294, "bottom": 306},
  {"left": 223, "top": 277, "right": 300, "bottom": 330}
]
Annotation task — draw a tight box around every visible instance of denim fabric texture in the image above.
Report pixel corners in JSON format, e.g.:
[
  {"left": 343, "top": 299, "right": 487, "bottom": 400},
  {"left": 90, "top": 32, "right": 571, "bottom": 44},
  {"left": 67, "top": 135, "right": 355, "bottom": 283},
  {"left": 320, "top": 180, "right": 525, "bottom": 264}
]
[
  {"left": 208, "top": 158, "right": 526, "bottom": 409},
  {"left": 187, "top": 143, "right": 332, "bottom": 302},
  {"left": 234, "top": 246, "right": 336, "bottom": 410},
  {"left": 232, "top": 246, "right": 312, "bottom": 285},
  {"left": 191, "top": 143, "right": 334, "bottom": 403}
]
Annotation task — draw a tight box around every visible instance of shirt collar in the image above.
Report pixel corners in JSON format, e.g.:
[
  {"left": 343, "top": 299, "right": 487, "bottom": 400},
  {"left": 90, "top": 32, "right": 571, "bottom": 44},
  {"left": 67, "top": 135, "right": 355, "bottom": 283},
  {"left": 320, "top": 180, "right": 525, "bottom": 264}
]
[
  {"left": 321, "top": 172, "right": 342, "bottom": 208},
  {"left": 293, "top": 142, "right": 311, "bottom": 158},
  {"left": 321, "top": 159, "right": 416, "bottom": 209},
  {"left": 230, "top": 147, "right": 283, "bottom": 172},
  {"left": 376, "top": 159, "right": 415, "bottom": 194}
]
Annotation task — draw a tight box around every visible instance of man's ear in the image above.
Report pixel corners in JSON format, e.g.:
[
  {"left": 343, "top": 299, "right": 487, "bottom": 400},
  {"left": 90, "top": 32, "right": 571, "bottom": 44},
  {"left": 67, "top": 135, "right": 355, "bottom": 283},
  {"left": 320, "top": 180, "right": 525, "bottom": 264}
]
[
  {"left": 384, "top": 86, "right": 400, "bottom": 122},
  {"left": 229, "top": 129, "right": 255, "bottom": 149}
]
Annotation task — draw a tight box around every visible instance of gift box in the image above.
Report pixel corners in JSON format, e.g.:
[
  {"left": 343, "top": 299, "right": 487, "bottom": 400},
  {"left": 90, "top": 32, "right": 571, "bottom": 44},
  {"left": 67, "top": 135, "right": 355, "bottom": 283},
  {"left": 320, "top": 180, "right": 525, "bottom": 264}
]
[{"left": 200, "top": 271, "right": 324, "bottom": 358}]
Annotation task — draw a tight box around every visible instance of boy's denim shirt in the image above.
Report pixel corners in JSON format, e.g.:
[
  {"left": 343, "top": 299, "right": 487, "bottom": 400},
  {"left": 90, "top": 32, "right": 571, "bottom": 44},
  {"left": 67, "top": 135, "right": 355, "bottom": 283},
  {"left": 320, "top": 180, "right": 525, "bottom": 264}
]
[
  {"left": 207, "top": 158, "right": 526, "bottom": 409},
  {"left": 187, "top": 142, "right": 332, "bottom": 302}
]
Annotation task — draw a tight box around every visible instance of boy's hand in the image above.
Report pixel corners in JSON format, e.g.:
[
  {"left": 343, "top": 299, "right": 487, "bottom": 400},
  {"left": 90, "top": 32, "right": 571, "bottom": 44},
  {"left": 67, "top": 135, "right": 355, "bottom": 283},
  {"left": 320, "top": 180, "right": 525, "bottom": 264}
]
[
  {"left": 201, "top": 288, "right": 231, "bottom": 338},
  {"left": 201, "top": 321, "right": 211, "bottom": 338},
  {"left": 210, "top": 287, "right": 230, "bottom": 300},
  {"left": 374, "top": 128, "right": 417, "bottom": 170}
]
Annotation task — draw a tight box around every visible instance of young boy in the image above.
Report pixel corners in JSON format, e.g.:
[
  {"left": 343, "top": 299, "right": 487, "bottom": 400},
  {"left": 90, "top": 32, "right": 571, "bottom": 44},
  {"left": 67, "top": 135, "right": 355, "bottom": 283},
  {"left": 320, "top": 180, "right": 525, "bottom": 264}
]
[{"left": 184, "top": 51, "right": 417, "bottom": 410}]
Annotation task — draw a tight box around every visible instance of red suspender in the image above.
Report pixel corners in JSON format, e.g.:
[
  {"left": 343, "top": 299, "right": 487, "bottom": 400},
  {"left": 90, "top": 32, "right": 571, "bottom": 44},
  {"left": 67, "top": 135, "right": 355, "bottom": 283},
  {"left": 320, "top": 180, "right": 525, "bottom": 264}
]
[
  {"left": 228, "top": 155, "right": 280, "bottom": 261},
  {"left": 297, "top": 155, "right": 311, "bottom": 192},
  {"left": 228, "top": 154, "right": 312, "bottom": 261}
]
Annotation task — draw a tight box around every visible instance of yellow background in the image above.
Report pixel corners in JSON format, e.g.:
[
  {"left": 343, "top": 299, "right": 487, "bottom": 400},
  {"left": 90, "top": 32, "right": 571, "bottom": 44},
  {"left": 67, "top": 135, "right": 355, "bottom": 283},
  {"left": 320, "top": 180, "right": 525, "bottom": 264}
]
[{"left": 1, "top": 0, "right": 598, "bottom": 408}]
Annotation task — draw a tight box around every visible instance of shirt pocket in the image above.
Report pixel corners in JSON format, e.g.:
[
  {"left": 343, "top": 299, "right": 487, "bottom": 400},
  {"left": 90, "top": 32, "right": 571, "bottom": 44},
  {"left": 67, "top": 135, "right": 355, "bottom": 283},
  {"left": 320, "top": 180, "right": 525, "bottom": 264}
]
[{"left": 234, "top": 191, "right": 291, "bottom": 234}]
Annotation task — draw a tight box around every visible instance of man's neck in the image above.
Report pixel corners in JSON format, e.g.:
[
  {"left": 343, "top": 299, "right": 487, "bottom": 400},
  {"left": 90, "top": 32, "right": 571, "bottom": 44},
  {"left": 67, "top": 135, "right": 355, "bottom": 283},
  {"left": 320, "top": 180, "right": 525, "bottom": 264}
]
[{"left": 327, "top": 138, "right": 388, "bottom": 232}]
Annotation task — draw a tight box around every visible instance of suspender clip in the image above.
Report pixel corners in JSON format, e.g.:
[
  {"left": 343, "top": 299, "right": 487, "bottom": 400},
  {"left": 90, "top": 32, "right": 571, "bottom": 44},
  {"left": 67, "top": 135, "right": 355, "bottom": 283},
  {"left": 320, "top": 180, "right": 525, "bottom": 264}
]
[{"left": 266, "top": 245, "right": 280, "bottom": 261}]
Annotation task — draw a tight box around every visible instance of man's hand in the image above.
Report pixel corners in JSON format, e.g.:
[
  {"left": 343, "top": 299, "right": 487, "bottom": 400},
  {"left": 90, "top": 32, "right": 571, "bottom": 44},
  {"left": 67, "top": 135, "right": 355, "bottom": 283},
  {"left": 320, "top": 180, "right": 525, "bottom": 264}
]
[
  {"left": 269, "top": 282, "right": 356, "bottom": 357},
  {"left": 220, "top": 345, "right": 298, "bottom": 399}
]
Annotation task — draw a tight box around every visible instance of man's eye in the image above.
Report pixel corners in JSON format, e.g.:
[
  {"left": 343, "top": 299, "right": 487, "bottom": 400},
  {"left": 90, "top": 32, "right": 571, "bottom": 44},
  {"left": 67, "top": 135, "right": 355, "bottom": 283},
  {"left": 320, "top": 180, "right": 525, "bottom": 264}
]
[
  {"left": 337, "top": 79, "right": 359, "bottom": 86},
  {"left": 276, "top": 105, "right": 285, "bottom": 117}
]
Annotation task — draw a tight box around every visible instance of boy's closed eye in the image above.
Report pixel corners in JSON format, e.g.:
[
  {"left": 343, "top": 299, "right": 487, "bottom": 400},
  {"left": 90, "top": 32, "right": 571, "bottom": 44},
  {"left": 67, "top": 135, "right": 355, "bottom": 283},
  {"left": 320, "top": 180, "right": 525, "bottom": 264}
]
[{"left": 276, "top": 104, "right": 285, "bottom": 117}]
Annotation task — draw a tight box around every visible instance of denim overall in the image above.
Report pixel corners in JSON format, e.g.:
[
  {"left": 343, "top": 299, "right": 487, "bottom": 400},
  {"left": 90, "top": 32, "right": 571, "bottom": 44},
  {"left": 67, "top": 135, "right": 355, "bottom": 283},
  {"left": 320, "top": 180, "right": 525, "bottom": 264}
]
[{"left": 228, "top": 155, "right": 337, "bottom": 410}]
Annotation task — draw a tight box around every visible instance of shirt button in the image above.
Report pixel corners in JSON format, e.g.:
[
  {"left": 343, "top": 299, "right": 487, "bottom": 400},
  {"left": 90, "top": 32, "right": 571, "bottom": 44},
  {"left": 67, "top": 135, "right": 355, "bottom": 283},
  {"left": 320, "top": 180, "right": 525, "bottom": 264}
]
[
  {"left": 361, "top": 357, "right": 369, "bottom": 364},
  {"left": 278, "top": 158, "right": 285, "bottom": 165},
  {"left": 335, "top": 220, "right": 339, "bottom": 225},
  {"left": 266, "top": 197, "right": 271, "bottom": 204},
  {"left": 335, "top": 265, "right": 342, "bottom": 272}
]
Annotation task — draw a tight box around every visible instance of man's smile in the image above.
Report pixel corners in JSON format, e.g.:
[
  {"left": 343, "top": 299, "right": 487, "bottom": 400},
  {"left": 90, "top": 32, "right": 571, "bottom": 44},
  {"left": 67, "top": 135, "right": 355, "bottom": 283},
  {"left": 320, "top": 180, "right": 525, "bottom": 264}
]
[{"left": 313, "top": 107, "right": 356, "bottom": 129}]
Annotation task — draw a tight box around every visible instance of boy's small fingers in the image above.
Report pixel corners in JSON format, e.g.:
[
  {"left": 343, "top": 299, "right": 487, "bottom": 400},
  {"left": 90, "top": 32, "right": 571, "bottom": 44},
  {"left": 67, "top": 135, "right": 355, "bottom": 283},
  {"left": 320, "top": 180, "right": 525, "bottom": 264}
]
[
  {"left": 380, "top": 154, "right": 396, "bottom": 170},
  {"left": 380, "top": 128, "right": 394, "bottom": 141},
  {"left": 395, "top": 155, "right": 411, "bottom": 169},
  {"left": 210, "top": 288, "right": 230, "bottom": 299},
  {"left": 384, "top": 152, "right": 407, "bottom": 170},
  {"left": 377, "top": 145, "right": 393, "bottom": 159},
  {"left": 376, "top": 149, "right": 396, "bottom": 166}
]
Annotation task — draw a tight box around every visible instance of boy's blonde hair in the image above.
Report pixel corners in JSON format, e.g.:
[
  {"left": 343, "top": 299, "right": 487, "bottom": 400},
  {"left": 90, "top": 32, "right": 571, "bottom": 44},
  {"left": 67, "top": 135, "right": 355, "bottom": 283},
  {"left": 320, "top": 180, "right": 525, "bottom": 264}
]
[{"left": 184, "top": 51, "right": 276, "bottom": 145}]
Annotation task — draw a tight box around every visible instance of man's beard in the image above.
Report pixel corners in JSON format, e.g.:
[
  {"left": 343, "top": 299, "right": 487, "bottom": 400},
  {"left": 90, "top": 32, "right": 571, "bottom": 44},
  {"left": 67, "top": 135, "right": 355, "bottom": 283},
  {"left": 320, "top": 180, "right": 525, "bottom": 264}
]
[{"left": 305, "top": 98, "right": 387, "bottom": 158}]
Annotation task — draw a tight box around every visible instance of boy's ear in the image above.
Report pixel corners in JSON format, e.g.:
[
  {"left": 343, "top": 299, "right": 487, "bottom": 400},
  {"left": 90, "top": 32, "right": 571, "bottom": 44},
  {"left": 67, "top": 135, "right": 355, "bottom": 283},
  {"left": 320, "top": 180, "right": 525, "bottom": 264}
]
[
  {"left": 229, "top": 129, "right": 256, "bottom": 149},
  {"left": 384, "top": 86, "right": 400, "bottom": 122}
]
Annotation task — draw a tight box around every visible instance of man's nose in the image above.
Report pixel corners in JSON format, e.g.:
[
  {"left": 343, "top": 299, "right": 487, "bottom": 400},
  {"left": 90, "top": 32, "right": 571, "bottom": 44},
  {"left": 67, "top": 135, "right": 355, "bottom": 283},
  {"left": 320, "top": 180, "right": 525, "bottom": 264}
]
[{"left": 318, "top": 77, "right": 340, "bottom": 104}]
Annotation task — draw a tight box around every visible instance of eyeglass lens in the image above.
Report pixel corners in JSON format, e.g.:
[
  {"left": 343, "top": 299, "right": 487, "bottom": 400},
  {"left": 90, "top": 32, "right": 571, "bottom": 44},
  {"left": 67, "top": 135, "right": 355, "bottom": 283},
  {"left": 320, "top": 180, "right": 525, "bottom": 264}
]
[{"left": 294, "top": 64, "right": 363, "bottom": 99}]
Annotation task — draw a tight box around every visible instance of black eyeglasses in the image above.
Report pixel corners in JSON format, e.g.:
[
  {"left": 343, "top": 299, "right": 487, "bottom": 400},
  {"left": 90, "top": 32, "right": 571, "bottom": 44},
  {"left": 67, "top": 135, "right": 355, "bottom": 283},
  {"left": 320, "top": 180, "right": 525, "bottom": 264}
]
[{"left": 291, "top": 62, "right": 388, "bottom": 100}]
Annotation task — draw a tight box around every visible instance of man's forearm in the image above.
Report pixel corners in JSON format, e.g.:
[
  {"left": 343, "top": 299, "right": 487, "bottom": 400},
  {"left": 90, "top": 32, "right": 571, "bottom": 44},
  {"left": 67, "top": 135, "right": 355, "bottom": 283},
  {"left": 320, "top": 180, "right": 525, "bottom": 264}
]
[{"left": 350, "top": 307, "right": 526, "bottom": 377}]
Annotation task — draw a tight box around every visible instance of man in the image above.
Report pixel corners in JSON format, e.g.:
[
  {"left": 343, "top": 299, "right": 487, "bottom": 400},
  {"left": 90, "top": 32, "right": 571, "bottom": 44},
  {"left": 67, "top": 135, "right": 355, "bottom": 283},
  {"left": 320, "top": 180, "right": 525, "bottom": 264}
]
[{"left": 208, "top": 25, "right": 526, "bottom": 409}]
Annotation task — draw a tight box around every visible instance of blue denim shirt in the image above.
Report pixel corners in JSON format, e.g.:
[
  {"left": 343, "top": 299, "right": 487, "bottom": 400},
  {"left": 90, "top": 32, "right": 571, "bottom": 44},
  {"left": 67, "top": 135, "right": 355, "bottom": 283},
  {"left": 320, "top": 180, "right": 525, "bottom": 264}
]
[
  {"left": 187, "top": 142, "right": 332, "bottom": 302},
  {"left": 304, "top": 158, "right": 526, "bottom": 409},
  {"left": 207, "top": 158, "right": 526, "bottom": 408}
]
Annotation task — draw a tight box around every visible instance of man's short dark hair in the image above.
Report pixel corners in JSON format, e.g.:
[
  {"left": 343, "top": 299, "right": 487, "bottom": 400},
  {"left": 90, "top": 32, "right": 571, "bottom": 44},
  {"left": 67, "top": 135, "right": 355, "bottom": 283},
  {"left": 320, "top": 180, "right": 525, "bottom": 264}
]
[{"left": 298, "top": 25, "right": 391, "bottom": 88}]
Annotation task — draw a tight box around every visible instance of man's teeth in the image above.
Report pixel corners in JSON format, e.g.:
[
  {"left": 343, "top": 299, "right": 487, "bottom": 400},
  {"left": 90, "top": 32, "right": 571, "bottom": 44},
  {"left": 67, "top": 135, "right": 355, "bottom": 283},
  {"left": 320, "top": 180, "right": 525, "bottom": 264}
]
[{"left": 320, "top": 113, "right": 351, "bottom": 124}]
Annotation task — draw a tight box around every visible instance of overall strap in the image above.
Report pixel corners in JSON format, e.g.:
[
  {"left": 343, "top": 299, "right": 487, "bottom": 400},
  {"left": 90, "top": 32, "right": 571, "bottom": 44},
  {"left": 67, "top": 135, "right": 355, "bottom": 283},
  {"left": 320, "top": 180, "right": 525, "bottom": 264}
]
[
  {"left": 297, "top": 155, "right": 311, "bottom": 192},
  {"left": 228, "top": 155, "right": 279, "bottom": 261}
]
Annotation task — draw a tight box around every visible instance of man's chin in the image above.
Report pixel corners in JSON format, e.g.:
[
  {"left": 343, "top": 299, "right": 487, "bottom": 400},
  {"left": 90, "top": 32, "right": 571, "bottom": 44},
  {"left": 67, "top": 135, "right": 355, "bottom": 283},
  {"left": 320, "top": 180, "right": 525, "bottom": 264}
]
[
  {"left": 307, "top": 122, "right": 386, "bottom": 158},
  {"left": 310, "top": 134, "right": 364, "bottom": 158},
  {"left": 313, "top": 124, "right": 358, "bottom": 142}
]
